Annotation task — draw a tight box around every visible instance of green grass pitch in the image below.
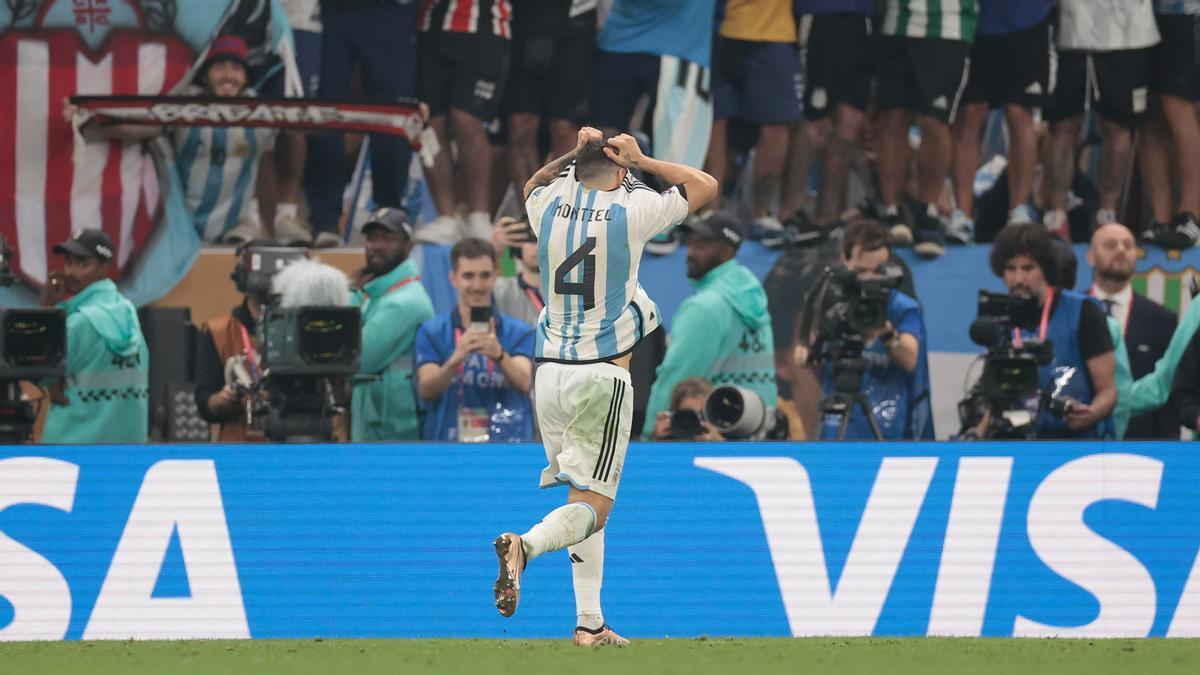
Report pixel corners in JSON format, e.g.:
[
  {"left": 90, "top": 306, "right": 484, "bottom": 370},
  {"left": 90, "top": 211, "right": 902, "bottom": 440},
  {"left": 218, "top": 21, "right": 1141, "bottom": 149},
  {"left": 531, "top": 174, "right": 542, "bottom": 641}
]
[{"left": 4, "top": 638, "right": 1198, "bottom": 674}]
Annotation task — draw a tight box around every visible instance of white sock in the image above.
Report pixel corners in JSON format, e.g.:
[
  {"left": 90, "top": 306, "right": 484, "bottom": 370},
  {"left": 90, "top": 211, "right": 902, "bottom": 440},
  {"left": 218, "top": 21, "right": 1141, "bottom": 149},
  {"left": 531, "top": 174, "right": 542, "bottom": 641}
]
[
  {"left": 521, "top": 502, "right": 596, "bottom": 562},
  {"left": 569, "top": 528, "right": 605, "bottom": 630},
  {"left": 275, "top": 202, "right": 298, "bottom": 223}
]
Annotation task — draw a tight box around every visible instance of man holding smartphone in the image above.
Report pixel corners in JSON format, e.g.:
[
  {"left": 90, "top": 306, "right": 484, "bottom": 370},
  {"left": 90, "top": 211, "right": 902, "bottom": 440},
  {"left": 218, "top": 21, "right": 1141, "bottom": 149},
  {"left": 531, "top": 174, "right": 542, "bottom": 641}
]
[{"left": 415, "top": 238, "right": 535, "bottom": 442}]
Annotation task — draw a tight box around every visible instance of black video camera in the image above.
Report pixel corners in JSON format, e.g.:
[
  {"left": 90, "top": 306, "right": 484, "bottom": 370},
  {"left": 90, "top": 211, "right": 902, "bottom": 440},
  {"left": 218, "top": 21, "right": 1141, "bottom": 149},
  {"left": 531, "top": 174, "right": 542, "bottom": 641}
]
[
  {"left": 259, "top": 306, "right": 361, "bottom": 377},
  {"left": 0, "top": 308, "right": 67, "bottom": 442},
  {"left": 231, "top": 245, "right": 306, "bottom": 303}
]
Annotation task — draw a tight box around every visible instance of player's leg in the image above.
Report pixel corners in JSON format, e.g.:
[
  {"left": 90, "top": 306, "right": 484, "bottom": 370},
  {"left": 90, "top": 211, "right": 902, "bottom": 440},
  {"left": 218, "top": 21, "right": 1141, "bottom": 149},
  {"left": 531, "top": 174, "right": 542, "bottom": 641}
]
[
  {"left": 1092, "top": 49, "right": 1148, "bottom": 227},
  {"left": 1039, "top": 49, "right": 1087, "bottom": 239},
  {"left": 949, "top": 28, "right": 995, "bottom": 243},
  {"left": 543, "top": 27, "right": 592, "bottom": 160},
  {"left": 875, "top": 35, "right": 917, "bottom": 245},
  {"left": 414, "top": 39, "right": 460, "bottom": 242},
  {"left": 705, "top": 36, "right": 737, "bottom": 211},
  {"left": 808, "top": 12, "right": 870, "bottom": 226},
  {"left": 1001, "top": 15, "right": 1053, "bottom": 223},
  {"left": 446, "top": 38, "right": 509, "bottom": 240},
  {"left": 741, "top": 41, "right": 803, "bottom": 229}
]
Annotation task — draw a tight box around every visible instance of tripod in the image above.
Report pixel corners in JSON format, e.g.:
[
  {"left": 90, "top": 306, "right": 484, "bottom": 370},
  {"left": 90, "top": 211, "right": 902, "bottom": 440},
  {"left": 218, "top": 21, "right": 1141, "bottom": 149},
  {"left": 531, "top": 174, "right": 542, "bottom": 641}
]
[{"left": 817, "top": 357, "right": 884, "bottom": 441}]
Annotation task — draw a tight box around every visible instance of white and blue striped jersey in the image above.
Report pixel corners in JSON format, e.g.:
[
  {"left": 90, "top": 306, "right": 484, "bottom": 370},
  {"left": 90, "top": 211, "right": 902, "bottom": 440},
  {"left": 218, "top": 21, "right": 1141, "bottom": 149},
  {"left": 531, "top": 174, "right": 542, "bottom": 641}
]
[
  {"left": 169, "top": 86, "right": 277, "bottom": 242},
  {"left": 525, "top": 164, "right": 690, "bottom": 363}
]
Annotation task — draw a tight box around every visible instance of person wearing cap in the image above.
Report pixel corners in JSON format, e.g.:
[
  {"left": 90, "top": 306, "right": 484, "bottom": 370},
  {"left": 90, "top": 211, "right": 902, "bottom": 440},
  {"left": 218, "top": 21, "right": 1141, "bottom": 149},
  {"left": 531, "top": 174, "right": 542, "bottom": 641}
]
[
  {"left": 39, "top": 229, "right": 149, "bottom": 444},
  {"left": 642, "top": 212, "right": 776, "bottom": 440},
  {"left": 350, "top": 207, "right": 435, "bottom": 441}
]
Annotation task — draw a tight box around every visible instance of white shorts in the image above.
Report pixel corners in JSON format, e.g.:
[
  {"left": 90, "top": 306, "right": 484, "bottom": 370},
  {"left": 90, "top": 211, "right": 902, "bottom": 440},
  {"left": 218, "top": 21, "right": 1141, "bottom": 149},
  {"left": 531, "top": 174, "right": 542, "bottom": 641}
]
[{"left": 534, "top": 361, "right": 633, "bottom": 501}]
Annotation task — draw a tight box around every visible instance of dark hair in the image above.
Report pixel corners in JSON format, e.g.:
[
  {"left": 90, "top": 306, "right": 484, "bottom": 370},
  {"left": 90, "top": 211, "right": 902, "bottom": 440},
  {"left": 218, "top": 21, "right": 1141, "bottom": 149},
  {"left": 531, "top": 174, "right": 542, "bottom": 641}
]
[
  {"left": 840, "top": 218, "right": 890, "bottom": 260},
  {"left": 450, "top": 237, "right": 497, "bottom": 271},
  {"left": 989, "top": 223, "right": 1058, "bottom": 281},
  {"left": 670, "top": 377, "right": 713, "bottom": 411},
  {"left": 575, "top": 141, "right": 621, "bottom": 184},
  {"left": 1050, "top": 238, "right": 1077, "bottom": 290}
]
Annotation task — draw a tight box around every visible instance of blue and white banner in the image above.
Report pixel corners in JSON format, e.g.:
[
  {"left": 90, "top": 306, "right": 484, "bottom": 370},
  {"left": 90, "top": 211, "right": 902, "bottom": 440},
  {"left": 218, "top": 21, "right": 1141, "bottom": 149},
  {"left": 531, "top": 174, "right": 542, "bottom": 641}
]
[{"left": 0, "top": 443, "right": 1196, "bottom": 641}]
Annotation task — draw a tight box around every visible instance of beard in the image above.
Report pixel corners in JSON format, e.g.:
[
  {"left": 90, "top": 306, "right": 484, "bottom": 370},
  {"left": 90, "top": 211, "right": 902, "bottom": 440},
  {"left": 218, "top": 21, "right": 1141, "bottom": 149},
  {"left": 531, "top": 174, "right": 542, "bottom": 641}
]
[
  {"left": 367, "top": 251, "right": 406, "bottom": 276},
  {"left": 1097, "top": 263, "right": 1134, "bottom": 284}
]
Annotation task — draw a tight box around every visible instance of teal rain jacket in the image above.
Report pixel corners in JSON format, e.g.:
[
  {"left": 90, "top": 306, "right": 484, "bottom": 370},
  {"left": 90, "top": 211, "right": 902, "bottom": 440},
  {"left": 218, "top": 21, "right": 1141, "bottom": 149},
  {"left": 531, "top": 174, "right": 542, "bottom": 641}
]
[{"left": 42, "top": 279, "right": 149, "bottom": 444}]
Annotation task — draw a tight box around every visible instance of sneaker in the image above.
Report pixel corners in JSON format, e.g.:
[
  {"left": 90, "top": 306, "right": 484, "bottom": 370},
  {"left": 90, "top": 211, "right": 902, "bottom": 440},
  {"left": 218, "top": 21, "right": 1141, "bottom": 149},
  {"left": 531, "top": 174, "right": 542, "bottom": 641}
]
[
  {"left": 912, "top": 204, "right": 945, "bottom": 259},
  {"left": 1042, "top": 209, "right": 1071, "bottom": 241},
  {"left": 463, "top": 211, "right": 493, "bottom": 241},
  {"left": 274, "top": 212, "right": 313, "bottom": 246},
  {"left": 882, "top": 207, "right": 912, "bottom": 247},
  {"left": 1141, "top": 221, "right": 1171, "bottom": 246},
  {"left": 493, "top": 532, "right": 525, "bottom": 618},
  {"left": 573, "top": 624, "right": 630, "bottom": 647},
  {"left": 946, "top": 208, "right": 974, "bottom": 245},
  {"left": 1008, "top": 203, "right": 1037, "bottom": 225},
  {"left": 220, "top": 220, "right": 260, "bottom": 246},
  {"left": 750, "top": 215, "right": 787, "bottom": 248},
  {"left": 415, "top": 215, "right": 462, "bottom": 245},
  {"left": 644, "top": 229, "right": 680, "bottom": 256},
  {"left": 783, "top": 210, "right": 826, "bottom": 246},
  {"left": 1147, "top": 212, "right": 1200, "bottom": 250},
  {"left": 311, "top": 231, "right": 342, "bottom": 249},
  {"left": 1095, "top": 207, "right": 1118, "bottom": 227}
]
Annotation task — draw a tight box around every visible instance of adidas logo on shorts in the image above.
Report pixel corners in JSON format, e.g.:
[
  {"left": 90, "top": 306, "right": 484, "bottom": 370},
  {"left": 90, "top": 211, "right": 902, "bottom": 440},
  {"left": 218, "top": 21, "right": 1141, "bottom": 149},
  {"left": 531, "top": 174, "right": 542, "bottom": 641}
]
[
  {"left": 1025, "top": 82, "right": 1043, "bottom": 95},
  {"left": 932, "top": 96, "right": 948, "bottom": 110}
]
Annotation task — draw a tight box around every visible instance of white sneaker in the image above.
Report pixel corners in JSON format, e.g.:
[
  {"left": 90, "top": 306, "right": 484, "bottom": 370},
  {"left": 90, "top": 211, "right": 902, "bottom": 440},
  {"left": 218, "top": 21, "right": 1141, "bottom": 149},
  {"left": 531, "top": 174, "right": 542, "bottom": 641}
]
[
  {"left": 1008, "top": 204, "right": 1037, "bottom": 225},
  {"left": 274, "top": 212, "right": 313, "bottom": 246},
  {"left": 221, "top": 220, "right": 260, "bottom": 245},
  {"left": 415, "top": 215, "right": 463, "bottom": 245},
  {"left": 463, "top": 211, "right": 493, "bottom": 241},
  {"left": 751, "top": 216, "right": 787, "bottom": 248},
  {"left": 311, "top": 231, "right": 342, "bottom": 248},
  {"left": 946, "top": 208, "right": 974, "bottom": 245}
]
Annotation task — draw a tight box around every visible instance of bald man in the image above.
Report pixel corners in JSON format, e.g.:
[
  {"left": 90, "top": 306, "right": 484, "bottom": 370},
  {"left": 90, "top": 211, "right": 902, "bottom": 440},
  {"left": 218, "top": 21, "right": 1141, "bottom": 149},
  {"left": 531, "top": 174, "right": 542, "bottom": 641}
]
[{"left": 1087, "top": 223, "right": 1179, "bottom": 438}]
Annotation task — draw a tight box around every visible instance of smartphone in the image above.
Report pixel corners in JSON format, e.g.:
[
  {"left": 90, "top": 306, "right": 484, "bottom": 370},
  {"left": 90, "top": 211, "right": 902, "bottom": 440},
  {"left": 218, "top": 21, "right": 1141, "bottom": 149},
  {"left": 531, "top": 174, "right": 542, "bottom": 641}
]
[{"left": 470, "top": 306, "right": 492, "bottom": 333}]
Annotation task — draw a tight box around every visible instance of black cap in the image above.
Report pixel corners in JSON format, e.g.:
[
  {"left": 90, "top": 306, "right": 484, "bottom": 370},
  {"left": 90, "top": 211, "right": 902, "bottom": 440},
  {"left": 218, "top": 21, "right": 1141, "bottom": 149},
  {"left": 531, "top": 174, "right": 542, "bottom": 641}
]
[
  {"left": 680, "top": 212, "right": 745, "bottom": 248},
  {"left": 362, "top": 207, "right": 414, "bottom": 238},
  {"left": 53, "top": 229, "right": 114, "bottom": 261}
]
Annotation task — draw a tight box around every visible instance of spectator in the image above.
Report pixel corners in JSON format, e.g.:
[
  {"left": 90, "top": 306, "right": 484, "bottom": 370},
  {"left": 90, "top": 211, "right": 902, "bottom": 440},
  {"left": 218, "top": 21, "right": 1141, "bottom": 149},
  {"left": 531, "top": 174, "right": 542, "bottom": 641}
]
[
  {"left": 74, "top": 35, "right": 278, "bottom": 244},
  {"left": 350, "top": 207, "right": 435, "bottom": 441},
  {"left": 704, "top": 0, "right": 803, "bottom": 243},
  {"left": 415, "top": 238, "right": 535, "bottom": 442},
  {"left": 491, "top": 216, "right": 544, "bottom": 326},
  {"left": 193, "top": 240, "right": 278, "bottom": 441},
  {"left": 1040, "top": 0, "right": 1160, "bottom": 239},
  {"left": 418, "top": 0, "right": 514, "bottom": 243},
  {"left": 641, "top": 212, "right": 776, "bottom": 437},
  {"left": 1139, "top": 1, "right": 1200, "bottom": 249},
  {"left": 305, "top": 0, "right": 421, "bottom": 248},
  {"left": 504, "top": 0, "right": 596, "bottom": 200},
  {"left": 39, "top": 229, "right": 149, "bottom": 444},
  {"left": 950, "top": 0, "right": 1055, "bottom": 243},
  {"left": 648, "top": 377, "right": 725, "bottom": 441},
  {"left": 591, "top": 0, "right": 715, "bottom": 170},
  {"left": 989, "top": 222, "right": 1117, "bottom": 438},
  {"left": 793, "top": 0, "right": 878, "bottom": 232},
  {"left": 1086, "top": 223, "right": 1178, "bottom": 438},
  {"left": 795, "top": 219, "right": 934, "bottom": 440},
  {"left": 875, "top": 0, "right": 978, "bottom": 259}
]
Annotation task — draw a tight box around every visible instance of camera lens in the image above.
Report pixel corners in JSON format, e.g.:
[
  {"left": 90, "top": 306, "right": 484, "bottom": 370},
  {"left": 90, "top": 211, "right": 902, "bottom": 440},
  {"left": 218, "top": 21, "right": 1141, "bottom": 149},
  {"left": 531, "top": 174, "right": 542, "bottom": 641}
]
[{"left": 669, "top": 409, "right": 703, "bottom": 438}]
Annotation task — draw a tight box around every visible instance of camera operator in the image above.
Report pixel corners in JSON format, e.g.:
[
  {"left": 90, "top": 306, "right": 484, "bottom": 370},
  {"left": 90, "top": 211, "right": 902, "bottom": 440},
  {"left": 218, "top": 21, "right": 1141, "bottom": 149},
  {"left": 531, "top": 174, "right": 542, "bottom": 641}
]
[
  {"left": 795, "top": 219, "right": 933, "bottom": 440},
  {"left": 987, "top": 223, "right": 1117, "bottom": 438},
  {"left": 350, "top": 208, "right": 435, "bottom": 441},
  {"left": 39, "top": 229, "right": 149, "bottom": 444},
  {"left": 415, "top": 238, "right": 535, "bottom": 442},
  {"left": 641, "top": 212, "right": 776, "bottom": 438},
  {"left": 193, "top": 240, "right": 283, "bottom": 441},
  {"left": 649, "top": 377, "right": 725, "bottom": 441}
]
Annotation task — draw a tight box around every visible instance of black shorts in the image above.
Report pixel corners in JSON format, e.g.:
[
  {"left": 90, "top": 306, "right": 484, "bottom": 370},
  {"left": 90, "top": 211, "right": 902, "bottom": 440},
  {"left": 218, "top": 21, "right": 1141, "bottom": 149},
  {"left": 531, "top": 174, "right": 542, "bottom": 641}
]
[
  {"left": 1045, "top": 48, "right": 1150, "bottom": 129},
  {"left": 875, "top": 35, "right": 971, "bottom": 124},
  {"left": 803, "top": 12, "right": 874, "bottom": 120},
  {"left": 503, "top": 17, "right": 594, "bottom": 120},
  {"left": 589, "top": 49, "right": 661, "bottom": 130},
  {"left": 963, "top": 15, "right": 1054, "bottom": 109},
  {"left": 1151, "top": 14, "right": 1200, "bottom": 100},
  {"left": 418, "top": 32, "right": 510, "bottom": 121}
]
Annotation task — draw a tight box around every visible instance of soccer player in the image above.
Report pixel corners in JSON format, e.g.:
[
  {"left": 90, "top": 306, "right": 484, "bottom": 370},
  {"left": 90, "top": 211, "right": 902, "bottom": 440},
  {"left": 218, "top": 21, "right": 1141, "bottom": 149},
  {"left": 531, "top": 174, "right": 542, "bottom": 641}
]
[{"left": 493, "top": 128, "right": 716, "bottom": 646}]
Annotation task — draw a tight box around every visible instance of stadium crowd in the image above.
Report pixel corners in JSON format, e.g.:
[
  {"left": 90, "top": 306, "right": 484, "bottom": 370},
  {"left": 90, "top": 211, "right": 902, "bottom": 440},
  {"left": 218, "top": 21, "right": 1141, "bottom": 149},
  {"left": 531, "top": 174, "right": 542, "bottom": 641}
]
[{"left": 24, "top": 0, "right": 1200, "bottom": 444}]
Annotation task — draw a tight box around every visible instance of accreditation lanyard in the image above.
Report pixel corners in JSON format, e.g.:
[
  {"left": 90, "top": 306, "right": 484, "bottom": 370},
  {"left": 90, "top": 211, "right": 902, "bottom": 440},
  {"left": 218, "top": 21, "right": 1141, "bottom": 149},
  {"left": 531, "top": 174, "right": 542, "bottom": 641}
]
[
  {"left": 1011, "top": 287, "right": 1055, "bottom": 349},
  {"left": 237, "top": 322, "right": 261, "bottom": 384},
  {"left": 519, "top": 277, "right": 545, "bottom": 312},
  {"left": 454, "top": 326, "right": 496, "bottom": 404}
]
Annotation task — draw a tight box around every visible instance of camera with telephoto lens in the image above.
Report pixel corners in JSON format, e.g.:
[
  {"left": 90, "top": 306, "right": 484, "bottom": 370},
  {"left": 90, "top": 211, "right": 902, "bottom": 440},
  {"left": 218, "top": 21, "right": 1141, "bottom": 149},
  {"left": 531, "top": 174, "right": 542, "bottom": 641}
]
[
  {"left": 704, "top": 385, "right": 787, "bottom": 440},
  {"left": 958, "top": 291, "right": 1068, "bottom": 439}
]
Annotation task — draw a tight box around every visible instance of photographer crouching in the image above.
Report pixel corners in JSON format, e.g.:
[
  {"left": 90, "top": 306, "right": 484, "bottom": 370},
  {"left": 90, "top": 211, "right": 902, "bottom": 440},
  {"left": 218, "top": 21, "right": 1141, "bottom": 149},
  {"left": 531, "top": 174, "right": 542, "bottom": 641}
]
[
  {"left": 969, "top": 223, "right": 1117, "bottom": 439},
  {"left": 794, "top": 219, "right": 933, "bottom": 440}
]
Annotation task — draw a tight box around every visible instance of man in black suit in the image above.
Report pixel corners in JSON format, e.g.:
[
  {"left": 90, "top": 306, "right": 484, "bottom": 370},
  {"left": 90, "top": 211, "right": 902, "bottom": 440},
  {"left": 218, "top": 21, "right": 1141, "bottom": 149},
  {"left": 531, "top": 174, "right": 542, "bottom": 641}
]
[{"left": 1087, "top": 223, "right": 1179, "bottom": 438}]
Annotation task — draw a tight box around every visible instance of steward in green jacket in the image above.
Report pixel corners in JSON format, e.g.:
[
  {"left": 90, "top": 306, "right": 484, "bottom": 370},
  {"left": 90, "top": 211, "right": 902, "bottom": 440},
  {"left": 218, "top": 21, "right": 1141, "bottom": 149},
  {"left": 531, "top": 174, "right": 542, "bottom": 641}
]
[
  {"left": 351, "top": 209, "right": 435, "bottom": 441},
  {"left": 41, "top": 229, "right": 149, "bottom": 444},
  {"left": 643, "top": 213, "right": 776, "bottom": 438}
]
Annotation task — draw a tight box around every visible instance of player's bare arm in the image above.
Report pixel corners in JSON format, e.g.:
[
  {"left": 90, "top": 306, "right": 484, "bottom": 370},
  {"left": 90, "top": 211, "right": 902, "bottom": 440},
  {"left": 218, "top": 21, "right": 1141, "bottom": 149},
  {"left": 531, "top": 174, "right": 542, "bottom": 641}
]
[
  {"left": 523, "top": 126, "right": 603, "bottom": 200},
  {"left": 603, "top": 134, "right": 718, "bottom": 213}
]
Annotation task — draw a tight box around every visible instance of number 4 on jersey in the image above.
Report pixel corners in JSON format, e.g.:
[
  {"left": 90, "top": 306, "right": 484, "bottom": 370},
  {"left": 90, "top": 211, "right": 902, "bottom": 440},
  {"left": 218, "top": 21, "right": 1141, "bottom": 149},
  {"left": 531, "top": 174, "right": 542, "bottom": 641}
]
[{"left": 555, "top": 237, "right": 597, "bottom": 310}]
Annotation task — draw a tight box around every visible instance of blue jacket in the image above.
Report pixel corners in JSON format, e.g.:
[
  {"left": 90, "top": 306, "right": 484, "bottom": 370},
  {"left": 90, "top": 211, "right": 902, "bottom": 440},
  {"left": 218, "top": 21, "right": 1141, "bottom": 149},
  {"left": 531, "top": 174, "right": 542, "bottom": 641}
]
[{"left": 1025, "top": 290, "right": 1114, "bottom": 439}]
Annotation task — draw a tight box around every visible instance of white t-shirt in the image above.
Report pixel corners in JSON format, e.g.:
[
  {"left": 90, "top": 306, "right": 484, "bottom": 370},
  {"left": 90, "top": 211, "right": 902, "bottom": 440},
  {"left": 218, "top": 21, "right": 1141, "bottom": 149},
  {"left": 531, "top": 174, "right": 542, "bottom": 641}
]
[
  {"left": 1058, "top": 0, "right": 1160, "bottom": 51},
  {"left": 525, "top": 164, "right": 690, "bottom": 363}
]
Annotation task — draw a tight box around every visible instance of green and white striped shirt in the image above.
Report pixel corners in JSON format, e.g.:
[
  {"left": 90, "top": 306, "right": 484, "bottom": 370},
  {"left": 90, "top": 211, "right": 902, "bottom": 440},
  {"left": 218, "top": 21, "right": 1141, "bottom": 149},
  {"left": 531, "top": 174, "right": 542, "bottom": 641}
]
[{"left": 880, "top": 0, "right": 979, "bottom": 42}]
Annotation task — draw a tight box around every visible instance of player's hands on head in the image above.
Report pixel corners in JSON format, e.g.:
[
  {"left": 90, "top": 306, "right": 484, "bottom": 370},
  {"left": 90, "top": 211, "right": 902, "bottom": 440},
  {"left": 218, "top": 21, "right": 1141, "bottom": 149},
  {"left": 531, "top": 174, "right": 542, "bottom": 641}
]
[
  {"left": 604, "top": 134, "right": 643, "bottom": 169},
  {"left": 575, "top": 126, "right": 602, "bottom": 151}
]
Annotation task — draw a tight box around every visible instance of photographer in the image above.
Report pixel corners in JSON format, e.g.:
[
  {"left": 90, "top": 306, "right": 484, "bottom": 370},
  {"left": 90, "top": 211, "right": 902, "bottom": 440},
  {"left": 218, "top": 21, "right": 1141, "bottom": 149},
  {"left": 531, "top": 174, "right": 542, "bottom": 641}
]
[
  {"left": 641, "top": 212, "right": 776, "bottom": 438},
  {"left": 350, "top": 208, "right": 435, "bottom": 441},
  {"left": 415, "top": 238, "right": 535, "bottom": 442},
  {"left": 795, "top": 219, "right": 933, "bottom": 440},
  {"left": 649, "top": 377, "right": 725, "bottom": 442},
  {"left": 986, "top": 223, "right": 1117, "bottom": 438},
  {"left": 39, "top": 229, "right": 149, "bottom": 444}
]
